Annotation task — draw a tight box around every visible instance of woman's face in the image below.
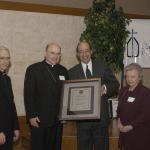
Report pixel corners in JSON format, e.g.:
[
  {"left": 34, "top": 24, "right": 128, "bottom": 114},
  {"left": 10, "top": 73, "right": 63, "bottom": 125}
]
[{"left": 125, "top": 69, "right": 140, "bottom": 89}]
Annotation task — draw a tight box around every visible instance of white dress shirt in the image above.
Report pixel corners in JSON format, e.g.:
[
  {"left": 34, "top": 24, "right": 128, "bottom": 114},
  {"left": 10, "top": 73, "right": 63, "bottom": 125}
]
[
  {"left": 81, "top": 60, "right": 92, "bottom": 78},
  {"left": 81, "top": 60, "right": 107, "bottom": 94}
]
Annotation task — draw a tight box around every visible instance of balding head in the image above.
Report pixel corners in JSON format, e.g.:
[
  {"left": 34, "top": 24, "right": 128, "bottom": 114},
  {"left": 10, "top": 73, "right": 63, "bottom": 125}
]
[
  {"left": 46, "top": 43, "right": 61, "bottom": 52},
  {"left": 44, "top": 42, "right": 61, "bottom": 65}
]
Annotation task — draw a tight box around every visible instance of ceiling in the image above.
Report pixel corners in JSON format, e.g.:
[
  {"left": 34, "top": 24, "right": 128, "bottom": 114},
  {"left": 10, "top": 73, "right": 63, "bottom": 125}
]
[{"left": 0, "top": 0, "right": 93, "bottom": 9}]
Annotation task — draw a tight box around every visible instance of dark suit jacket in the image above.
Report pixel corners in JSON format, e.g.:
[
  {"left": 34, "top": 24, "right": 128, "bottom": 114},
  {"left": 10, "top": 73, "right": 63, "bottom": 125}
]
[
  {"left": 0, "top": 72, "right": 19, "bottom": 133},
  {"left": 24, "top": 60, "right": 69, "bottom": 127},
  {"left": 69, "top": 60, "right": 119, "bottom": 126}
]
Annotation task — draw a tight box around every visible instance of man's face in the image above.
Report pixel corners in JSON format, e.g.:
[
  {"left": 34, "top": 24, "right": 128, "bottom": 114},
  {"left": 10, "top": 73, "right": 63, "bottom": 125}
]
[
  {"left": 0, "top": 49, "right": 10, "bottom": 72},
  {"left": 45, "top": 44, "right": 61, "bottom": 65},
  {"left": 77, "top": 42, "right": 92, "bottom": 64}
]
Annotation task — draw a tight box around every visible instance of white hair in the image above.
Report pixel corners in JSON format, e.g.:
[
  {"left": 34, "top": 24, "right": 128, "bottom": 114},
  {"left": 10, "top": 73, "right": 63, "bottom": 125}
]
[{"left": 0, "top": 45, "right": 9, "bottom": 52}]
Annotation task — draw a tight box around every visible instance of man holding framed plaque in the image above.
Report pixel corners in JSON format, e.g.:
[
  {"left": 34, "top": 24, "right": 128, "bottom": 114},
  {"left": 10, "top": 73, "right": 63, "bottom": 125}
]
[{"left": 69, "top": 41, "right": 119, "bottom": 150}]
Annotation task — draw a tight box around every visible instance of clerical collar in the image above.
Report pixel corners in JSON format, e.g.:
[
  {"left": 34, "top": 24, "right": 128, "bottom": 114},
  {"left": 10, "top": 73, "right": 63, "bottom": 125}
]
[
  {"left": 44, "top": 60, "right": 55, "bottom": 67},
  {"left": 0, "top": 69, "right": 6, "bottom": 75}
]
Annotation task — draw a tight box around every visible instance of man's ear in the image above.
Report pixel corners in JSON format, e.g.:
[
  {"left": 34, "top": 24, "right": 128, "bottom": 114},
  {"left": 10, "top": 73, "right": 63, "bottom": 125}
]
[
  {"left": 44, "top": 51, "right": 46, "bottom": 58},
  {"left": 91, "top": 51, "right": 95, "bottom": 60},
  {"left": 76, "top": 53, "right": 80, "bottom": 62}
]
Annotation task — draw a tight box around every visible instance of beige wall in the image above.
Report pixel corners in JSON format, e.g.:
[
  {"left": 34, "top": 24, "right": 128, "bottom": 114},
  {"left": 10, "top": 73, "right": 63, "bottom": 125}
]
[
  {"left": 0, "top": 8, "right": 150, "bottom": 116},
  {"left": 116, "top": 0, "right": 150, "bottom": 16},
  {"left": 116, "top": 0, "right": 150, "bottom": 88},
  {"left": 0, "top": 9, "right": 84, "bottom": 115}
]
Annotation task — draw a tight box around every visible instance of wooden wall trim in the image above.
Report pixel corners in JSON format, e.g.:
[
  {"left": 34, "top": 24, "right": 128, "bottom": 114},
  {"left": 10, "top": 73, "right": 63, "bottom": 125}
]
[
  {"left": 125, "top": 13, "right": 150, "bottom": 19},
  {"left": 0, "top": 1, "right": 150, "bottom": 18},
  {"left": 0, "top": 1, "right": 87, "bottom": 16}
]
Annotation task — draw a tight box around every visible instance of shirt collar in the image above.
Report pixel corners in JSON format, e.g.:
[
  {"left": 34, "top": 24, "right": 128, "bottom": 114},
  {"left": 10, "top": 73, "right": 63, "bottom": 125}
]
[
  {"left": 81, "top": 60, "right": 92, "bottom": 67},
  {"left": 44, "top": 60, "right": 55, "bottom": 67},
  {"left": 81, "top": 60, "right": 92, "bottom": 75}
]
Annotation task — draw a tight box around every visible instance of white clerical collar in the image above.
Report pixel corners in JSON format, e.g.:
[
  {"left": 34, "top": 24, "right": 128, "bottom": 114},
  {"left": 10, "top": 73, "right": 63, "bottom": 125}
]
[{"left": 45, "top": 60, "right": 54, "bottom": 67}]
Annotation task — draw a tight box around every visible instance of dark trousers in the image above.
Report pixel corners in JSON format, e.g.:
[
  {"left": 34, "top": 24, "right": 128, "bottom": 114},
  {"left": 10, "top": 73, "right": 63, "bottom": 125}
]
[
  {"left": 77, "top": 121, "right": 109, "bottom": 150},
  {"left": 30, "top": 126, "right": 57, "bottom": 150},
  {"left": 0, "top": 132, "right": 13, "bottom": 150},
  {"left": 55, "top": 123, "right": 63, "bottom": 150}
]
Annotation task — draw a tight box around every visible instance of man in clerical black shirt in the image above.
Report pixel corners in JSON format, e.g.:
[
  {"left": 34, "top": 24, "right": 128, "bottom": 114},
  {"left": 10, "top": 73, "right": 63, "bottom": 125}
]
[
  {"left": 0, "top": 46, "right": 20, "bottom": 150},
  {"left": 24, "top": 43, "right": 69, "bottom": 150}
]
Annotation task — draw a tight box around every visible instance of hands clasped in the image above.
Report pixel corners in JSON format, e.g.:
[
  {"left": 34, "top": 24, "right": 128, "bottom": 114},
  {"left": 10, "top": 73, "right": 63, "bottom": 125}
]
[
  {"left": 117, "top": 118, "right": 133, "bottom": 133},
  {"left": 0, "top": 132, "right": 6, "bottom": 145}
]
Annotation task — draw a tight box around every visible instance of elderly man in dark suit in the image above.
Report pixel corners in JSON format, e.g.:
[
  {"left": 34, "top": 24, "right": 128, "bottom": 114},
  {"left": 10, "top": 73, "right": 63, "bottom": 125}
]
[
  {"left": 24, "top": 43, "right": 69, "bottom": 150},
  {"left": 69, "top": 41, "right": 119, "bottom": 150},
  {"left": 0, "top": 46, "right": 19, "bottom": 150}
]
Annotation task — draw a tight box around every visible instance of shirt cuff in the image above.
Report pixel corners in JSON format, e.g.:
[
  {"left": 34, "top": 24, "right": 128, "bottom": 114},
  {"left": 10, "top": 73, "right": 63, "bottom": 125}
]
[{"left": 103, "top": 84, "right": 107, "bottom": 94}]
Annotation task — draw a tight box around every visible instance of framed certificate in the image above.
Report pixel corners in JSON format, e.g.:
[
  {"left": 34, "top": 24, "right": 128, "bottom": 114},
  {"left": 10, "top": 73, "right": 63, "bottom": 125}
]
[{"left": 59, "top": 78, "right": 101, "bottom": 120}]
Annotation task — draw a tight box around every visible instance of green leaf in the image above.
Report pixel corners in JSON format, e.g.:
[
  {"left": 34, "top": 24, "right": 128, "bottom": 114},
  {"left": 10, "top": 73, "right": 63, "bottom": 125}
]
[{"left": 80, "top": 0, "right": 130, "bottom": 73}]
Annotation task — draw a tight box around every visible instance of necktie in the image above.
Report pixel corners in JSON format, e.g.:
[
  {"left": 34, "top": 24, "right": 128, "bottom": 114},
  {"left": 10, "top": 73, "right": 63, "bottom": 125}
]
[{"left": 86, "top": 65, "right": 92, "bottom": 78}]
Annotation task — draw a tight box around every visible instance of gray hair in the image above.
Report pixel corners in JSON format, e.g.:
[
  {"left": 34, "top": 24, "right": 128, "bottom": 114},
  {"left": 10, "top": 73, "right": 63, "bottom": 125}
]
[
  {"left": 0, "top": 45, "right": 9, "bottom": 52},
  {"left": 76, "top": 40, "right": 92, "bottom": 52},
  {"left": 124, "top": 63, "right": 143, "bottom": 80}
]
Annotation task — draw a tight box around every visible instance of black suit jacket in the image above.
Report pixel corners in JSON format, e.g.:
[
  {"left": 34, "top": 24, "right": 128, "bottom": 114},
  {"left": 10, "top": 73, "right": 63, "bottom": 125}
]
[
  {"left": 24, "top": 60, "right": 69, "bottom": 127},
  {"left": 69, "top": 60, "right": 119, "bottom": 126},
  {"left": 0, "top": 72, "right": 19, "bottom": 133}
]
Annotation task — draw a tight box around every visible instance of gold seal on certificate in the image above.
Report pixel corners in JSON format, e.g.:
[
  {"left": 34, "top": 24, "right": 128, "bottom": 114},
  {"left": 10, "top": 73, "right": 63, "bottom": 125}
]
[{"left": 59, "top": 78, "right": 101, "bottom": 120}]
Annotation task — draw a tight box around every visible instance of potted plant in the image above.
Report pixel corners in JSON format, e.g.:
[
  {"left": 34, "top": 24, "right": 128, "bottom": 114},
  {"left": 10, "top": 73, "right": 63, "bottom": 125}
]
[{"left": 80, "top": 0, "right": 130, "bottom": 73}]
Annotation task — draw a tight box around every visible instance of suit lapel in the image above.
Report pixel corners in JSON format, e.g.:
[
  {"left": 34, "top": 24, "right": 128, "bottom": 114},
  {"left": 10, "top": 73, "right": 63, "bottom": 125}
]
[
  {"left": 92, "top": 61, "right": 101, "bottom": 78},
  {"left": 78, "top": 63, "right": 86, "bottom": 79},
  {"left": 40, "top": 62, "right": 56, "bottom": 85},
  {"left": 92, "top": 61, "right": 97, "bottom": 77},
  {"left": 78, "top": 62, "right": 98, "bottom": 79}
]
